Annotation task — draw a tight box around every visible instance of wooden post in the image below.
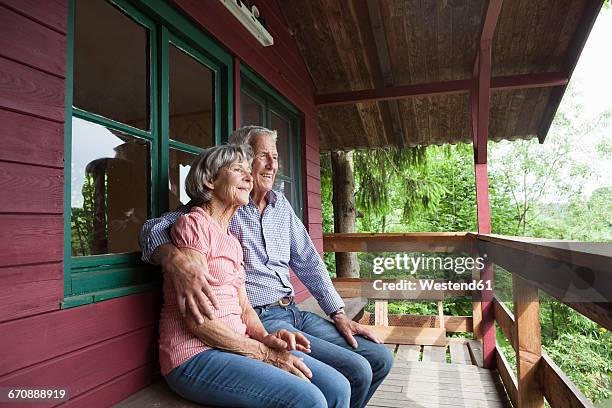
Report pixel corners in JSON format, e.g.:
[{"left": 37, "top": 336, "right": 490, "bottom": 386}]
[
  {"left": 513, "top": 275, "right": 544, "bottom": 408},
  {"left": 331, "top": 150, "right": 359, "bottom": 278},
  {"left": 233, "top": 56, "right": 241, "bottom": 130},
  {"left": 375, "top": 300, "right": 389, "bottom": 326},
  {"left": 437, "top": 300, "right": 445, "bottom": 329}
]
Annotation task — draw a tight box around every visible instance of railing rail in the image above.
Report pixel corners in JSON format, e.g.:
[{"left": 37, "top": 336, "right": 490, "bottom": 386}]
[{"left": 323, "top": 232, "right": 611, "bottom": 408}]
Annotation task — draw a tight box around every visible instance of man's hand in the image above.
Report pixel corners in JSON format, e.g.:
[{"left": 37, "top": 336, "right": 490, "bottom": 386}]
[
  {"left": 154, "top": 244, "right": 218, "bottom": 323},
  {"left": 259, "top": 345, "right": 312, "bottom": 381},
  {"left": 332, "top": 313, "right": 383, "bottom": 349},
  {"left": 261, "top": 329, "right": 311, "bottom": 353}
]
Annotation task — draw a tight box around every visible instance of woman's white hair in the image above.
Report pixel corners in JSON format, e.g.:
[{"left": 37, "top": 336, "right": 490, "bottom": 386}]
[
  {"left": 185, "top": 144, "right": 252, "bottom": 206},
  {"left": 228, "top": 125, "right": 277, "bottom": 147}
]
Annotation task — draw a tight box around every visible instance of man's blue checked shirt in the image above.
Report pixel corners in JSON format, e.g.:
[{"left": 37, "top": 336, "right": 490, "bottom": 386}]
[{"left": 139, "top": 190, "right": 345, "bottom": 315}]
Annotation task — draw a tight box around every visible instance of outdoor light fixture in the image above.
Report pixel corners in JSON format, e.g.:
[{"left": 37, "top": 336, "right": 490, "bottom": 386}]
[{"left": 219, "top": 0, "right": 274, "bottom": 47}]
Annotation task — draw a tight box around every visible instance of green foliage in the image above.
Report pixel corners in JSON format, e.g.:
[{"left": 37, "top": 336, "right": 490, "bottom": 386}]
[{"left": 320, "top": 83, "right": 612, "bottom": 401}]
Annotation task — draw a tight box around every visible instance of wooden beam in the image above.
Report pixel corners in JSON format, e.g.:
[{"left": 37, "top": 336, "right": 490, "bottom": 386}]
[
  {"left": 493, "top": 296, "right": 517, "bottom": 351},
  {"left": 364, "top": 0, "right": 405, "bottom": 147},
  {"left": 359, "top": 313, "right": 473, "bottom": 333},
  {"left": 538, "top": 0, "right": 604, "bottom": 143},
  {"left": 366, "top": 326, "right": 447, "bottom": 346},
  {"left": 314, "top": 72, "right": 568, "bottom": 107},
  {"left": 539, "top": 353, "right": 595, "bottom": 408},
  {"left": 331, "top": 279, "right": 460, "bottom": 300},
  {"left": 323, "top": 232, "right": 473, "bottom": 253},
  {"left": 496, "top": 346, "right": 519, "bottom": 408},
  {"left": 475, "top": 238, "right": 612, "bottom": 329},
  {"left": 514, "top": 275, "right": 544, "bottom": 408}
]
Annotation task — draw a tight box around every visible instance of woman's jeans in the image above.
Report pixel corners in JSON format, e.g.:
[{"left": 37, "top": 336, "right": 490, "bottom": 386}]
[
  {"left": 255, "top": 304, "right": 394, "bottom": 408},
  {"left": 164, "top": 348, "right": 350, "bottom": 408},
  {"left": 164, "top": 304, "right": 393, "bottom": 408}
]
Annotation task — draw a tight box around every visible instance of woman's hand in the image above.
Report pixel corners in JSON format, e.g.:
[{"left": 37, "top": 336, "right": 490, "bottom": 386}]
[
  {"left": 261, "top": 329, "right": 311, "bottom": 353},
  {"left": 258, "top": 344, "right": 312, "bottom": 381}
]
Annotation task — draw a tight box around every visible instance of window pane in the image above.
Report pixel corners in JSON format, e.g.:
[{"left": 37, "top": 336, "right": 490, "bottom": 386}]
[
  {"left": 169, "top": 45, "right": 214, "bottom": 148},
  {"left": 169, "top": 149, "right": 199, "bottom": 210},
  {"left": 241, "top": 91, "right": 264, "bottom": 126},
  {"left": 71, "top": 118, "right": 150, "bottom": 256},
  {"left": 270, "top": 111, "right": 291, "bottom": 177},
  {"left": 74, "top": 0, "right": 149, "bottom": 129},
  {"left": 273, "top": 178, "right": 295, "bottom": 207}
]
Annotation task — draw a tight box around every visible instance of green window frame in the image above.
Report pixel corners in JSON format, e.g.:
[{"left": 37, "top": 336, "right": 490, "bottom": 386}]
[
  {"left": 63, "top": 0, "right": 233, "bottom": 308},
  {"left": 240, "top": 65, "right": 304, "bottom": 218}
]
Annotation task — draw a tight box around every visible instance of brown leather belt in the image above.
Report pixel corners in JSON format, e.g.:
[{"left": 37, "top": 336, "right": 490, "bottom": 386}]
[{"left": 258, "top": 296, "right": 294, "bottom": 308}]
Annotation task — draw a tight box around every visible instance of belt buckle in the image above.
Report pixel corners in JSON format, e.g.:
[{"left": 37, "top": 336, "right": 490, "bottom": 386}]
[{"left": 278, "top": 296, "right": 292, "bottom": 307}]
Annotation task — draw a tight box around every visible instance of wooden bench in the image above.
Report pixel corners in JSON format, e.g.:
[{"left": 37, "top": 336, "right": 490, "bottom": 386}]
[{"left": 114, "top": 298, "right": 368, "bottom": 407}]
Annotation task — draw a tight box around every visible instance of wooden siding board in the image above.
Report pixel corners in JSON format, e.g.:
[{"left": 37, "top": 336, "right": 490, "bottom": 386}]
[
  {"left": 307, "top": 207, "right": 323, "bottom": 226},
  {"left": 61, "top": 363, "right": 154, "bottom": 408},
  {"left": 0, "top": 56, "right": 65, "bottom": 122},
  {"left": 0, "top": 5, "right": 66, "bottom": 77},
  {"left": 307, "top": 193, "right": 322, "bottom": 211},
  {"left": 0, "top": 109, "right": 64, "bottom": 167},
  {"left": 0, "top": 291, "right": 159, "bottom": 376},
  {"left": 0, "top": 0, "right": 68, "bottom": 34},
  {"left": 0, "top": 161, "right": 63, "bottom": 213},
  {"left": 312, "top": 238, "right": 323, "bottom": 254},
  {"left": 0, "top": 326, "right": 155, "bottom": 401},
  {"left": 0, "top": 262, "right": 62, "bottom": 323},
  {"left": 306, "top": 175, "right": 321, "bottom": 194},
  {"left": 305, "top": 145, "right": 320, "bottom": 166},
  {"left": 0, "top": 215, "right": 63, "bottom": 267}
]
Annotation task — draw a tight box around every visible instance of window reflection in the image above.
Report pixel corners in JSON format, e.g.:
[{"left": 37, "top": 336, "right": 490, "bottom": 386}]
[
  {"left": 73, "top": 0, "right": 149, "bottom": 129},
  {"left": 169, "top": 44, "right": 214, "bottom": 148},
  {"left": 270, "top": 111, "right": 290, "bottom": 177},
  {"left": 71, "top": 118, "right": 149, "bottom": 256},
  {"left": 169, "top": 149, "right": 199, "bottom": 210},
  {"left": 241, "top": 91, "right": 264, "bottom": 126}
]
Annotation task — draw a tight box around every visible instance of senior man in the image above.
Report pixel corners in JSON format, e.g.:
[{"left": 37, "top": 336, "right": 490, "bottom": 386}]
[{"left": 140, "top": 125, "right": 393, "bottom": 408}]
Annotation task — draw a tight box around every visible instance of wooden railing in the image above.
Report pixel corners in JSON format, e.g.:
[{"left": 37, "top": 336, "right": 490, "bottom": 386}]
[{"left": 323, "top": 232, "right": 612, "bottom": 408}]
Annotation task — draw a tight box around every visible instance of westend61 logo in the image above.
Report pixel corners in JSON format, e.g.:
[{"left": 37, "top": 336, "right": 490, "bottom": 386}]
[{"left": 372, "top": 253, "right": 487, "bottom": 275}]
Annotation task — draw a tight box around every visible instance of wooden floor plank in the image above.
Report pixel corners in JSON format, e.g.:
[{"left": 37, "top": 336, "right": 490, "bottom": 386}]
[
  {"left": 384, "top": 343, "right": 397, "bottom": 354},
  {"left": 368, "top": 395, "right": 508, "bottom": 408},
  {"left": 385, "top": 378, "right": 502, "bottom": 393},
  {"left": 422, "top": 345, "right": 447, "bottom": 363},
  {"left": 395, "top": 345, "right": 421, "bottom": 362},
  {"left": 468, "top": 339, "right": 485, "bottom": 367},
  {"left": 392, "top": 360, "right": 493, "bottom": 373},
  {"left": 449, "top": 341, "right": 472, "bottom": 364}
]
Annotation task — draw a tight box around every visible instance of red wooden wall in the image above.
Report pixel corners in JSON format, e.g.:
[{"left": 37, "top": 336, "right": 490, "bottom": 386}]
[
  {"left": 0, "top": 0, "right": 320, "bottom": 405},
  {"left": 0, "top": 1, "right": 160, "bottom": 406},
  {"left": 170, "top": 0, "right": 322, "bottom": 303}
]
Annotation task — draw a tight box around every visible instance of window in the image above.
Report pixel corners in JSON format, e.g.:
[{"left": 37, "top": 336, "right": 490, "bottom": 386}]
[
  {"left": 64, "top": 0, "right": 232, "bottom": 307},
  {"left": 240, "top": 67, "right": 303, "bottom": 217}
]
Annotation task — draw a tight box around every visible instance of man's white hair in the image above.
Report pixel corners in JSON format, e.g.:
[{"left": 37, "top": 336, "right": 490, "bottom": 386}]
[{"left": 228, "top": 125, "right": 277, "bottom": 147}]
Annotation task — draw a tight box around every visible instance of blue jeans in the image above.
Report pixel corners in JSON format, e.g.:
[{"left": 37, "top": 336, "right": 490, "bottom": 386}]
[
  {"left": 164, "top": 348, "right": 350, "bottom": 407},
  {"left": 256, "top": 304, "right": 394, "bottom": 408}
]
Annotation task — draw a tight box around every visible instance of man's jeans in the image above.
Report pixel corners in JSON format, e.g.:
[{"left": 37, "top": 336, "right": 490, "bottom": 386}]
[
  {"left": 165, "top": 348, "right": 350, "bottom": 407},
  {"left": 256, "top": 304, "right": 394, "bottom": 408}
]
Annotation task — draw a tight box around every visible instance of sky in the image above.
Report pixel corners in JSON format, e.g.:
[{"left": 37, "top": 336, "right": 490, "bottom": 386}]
[
  {"left": 571, "top": 7, "right": 612, "bottom": 119},
  {"left": 490, "top": 6, "right": 612, "bottom": 199},
  {"left": 549, "top": 6, "right": 612, "bottom": 195}
]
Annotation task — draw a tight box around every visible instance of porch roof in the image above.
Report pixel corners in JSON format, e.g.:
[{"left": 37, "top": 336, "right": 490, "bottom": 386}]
[{"left": 278, "top": 0, "right": 601, "bottom": 151}]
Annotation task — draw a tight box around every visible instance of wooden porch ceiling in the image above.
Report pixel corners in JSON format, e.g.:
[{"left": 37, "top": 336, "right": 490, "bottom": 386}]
[{"left": 278, "top": 0, "right": 601, "bottom": 151}]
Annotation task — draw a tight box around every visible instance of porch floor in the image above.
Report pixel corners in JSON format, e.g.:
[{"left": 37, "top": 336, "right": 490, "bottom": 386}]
[
  {"left": 114, "top": 338, "right": 511, "bottom": 408},
  {"left": 368, "top": 339, "right": 511, "bottom": 408}
]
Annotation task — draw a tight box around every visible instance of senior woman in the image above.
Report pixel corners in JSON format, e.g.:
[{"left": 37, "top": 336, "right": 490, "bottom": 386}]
[{"left": 160, "top": 144, "right": 350, "bottom": 408}]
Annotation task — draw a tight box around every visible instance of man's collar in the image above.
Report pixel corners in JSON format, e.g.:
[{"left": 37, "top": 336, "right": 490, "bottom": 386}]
[{"left": 249, "top": 190, "right": 278, "bottom": 208}]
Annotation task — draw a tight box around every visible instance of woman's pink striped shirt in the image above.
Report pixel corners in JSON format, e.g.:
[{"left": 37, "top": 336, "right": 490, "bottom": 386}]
[{"left": 159, "top": 206, "right": 247, "bottom": 375}]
